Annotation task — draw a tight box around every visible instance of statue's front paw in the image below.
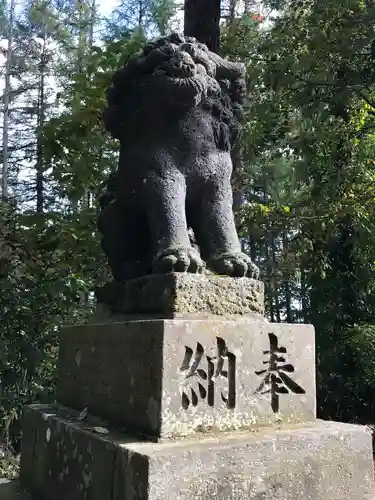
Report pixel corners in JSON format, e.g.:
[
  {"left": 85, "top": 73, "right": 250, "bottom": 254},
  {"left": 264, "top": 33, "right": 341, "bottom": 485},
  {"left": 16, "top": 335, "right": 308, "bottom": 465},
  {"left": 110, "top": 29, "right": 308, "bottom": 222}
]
[
  {"left": 153, "top": 246, "right": 205, "bottom": 274},
  {"left": 208, "top": 252, "right": 259, "bottom": 279}
]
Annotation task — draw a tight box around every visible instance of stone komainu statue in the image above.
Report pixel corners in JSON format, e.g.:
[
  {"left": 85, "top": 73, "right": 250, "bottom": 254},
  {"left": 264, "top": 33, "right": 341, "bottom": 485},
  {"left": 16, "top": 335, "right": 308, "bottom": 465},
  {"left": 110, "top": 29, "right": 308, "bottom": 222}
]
[{"left": 98, "top": 33, "right": 259, "bottom": 281}]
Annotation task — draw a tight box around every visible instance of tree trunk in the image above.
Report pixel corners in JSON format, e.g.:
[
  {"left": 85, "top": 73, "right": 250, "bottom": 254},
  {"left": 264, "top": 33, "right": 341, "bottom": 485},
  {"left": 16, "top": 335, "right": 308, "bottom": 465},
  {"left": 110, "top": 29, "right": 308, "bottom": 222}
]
[
  {"left": 264, "top": 210, "right": 275, "bottom": 322},
  {"left": 228, "top": 0, "right": 237, "bottom": 22},
  {"left": 301, "top": 266, "right": 308, "bottom": 323},
  {"left": 265, "top": 239, "right": 275, "bottom": 322},
  {"left": 284, "top": 279, "right": 292, "bottom": 323},
  {"left": 244, "top": 0, "right": 252, "bottom": 12},
  {"left": 271, "top": 233, "right": 281, "bottom": 322},
  {"left": 283, "top": 230, "right": 293, "bottom": 322},
  {"left": 138, "top": 0, "right": 144, "bottom": 26},
  {"left": 36, "top": 33, "right": 47, "bottom": 213},
  {"left": 2, "top": 0, "right": 15, "bottom": 200},
  {"left": 88, "top": 0, "right": 96, "bottom": 47},
  {"left": 225, "top": 0, "right": 244, "bottom": 213},
  {"left": 184, "top": 0, "right": 221, "bottom": 53},
  {"left": 83, "top": 0, "right": 96, "bottom": 212}
]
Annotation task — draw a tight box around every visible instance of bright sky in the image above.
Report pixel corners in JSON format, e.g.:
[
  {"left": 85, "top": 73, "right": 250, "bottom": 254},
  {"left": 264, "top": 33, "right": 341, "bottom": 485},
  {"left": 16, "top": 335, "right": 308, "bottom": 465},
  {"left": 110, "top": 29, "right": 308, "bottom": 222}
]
[{"left": 98, "top": 0, "right": 119, "bottom": 17}]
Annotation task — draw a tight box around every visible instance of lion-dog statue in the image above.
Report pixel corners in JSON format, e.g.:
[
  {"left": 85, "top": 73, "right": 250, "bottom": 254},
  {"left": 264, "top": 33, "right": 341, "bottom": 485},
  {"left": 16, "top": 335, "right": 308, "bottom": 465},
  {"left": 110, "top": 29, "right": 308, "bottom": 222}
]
[{"left": 98, "top": 33, "right": 259, "bottom": 281}]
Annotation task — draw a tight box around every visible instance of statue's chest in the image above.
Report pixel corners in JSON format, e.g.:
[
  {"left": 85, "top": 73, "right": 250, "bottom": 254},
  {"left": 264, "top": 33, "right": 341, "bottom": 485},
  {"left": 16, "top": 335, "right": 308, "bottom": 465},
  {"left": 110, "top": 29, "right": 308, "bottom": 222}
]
[{"left": 176, "top": 109, "right": 214, "bottom": 140}]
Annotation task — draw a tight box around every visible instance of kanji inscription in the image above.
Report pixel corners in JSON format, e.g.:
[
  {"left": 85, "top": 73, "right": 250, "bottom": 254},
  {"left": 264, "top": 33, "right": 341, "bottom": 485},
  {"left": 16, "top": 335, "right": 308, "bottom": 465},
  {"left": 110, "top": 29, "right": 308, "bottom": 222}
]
[
  {"left": 255, "top": 332, "right": 306, "bottom": 412},
  {"left": 180, "top": 337, "right": 236, "bottom": 410}
]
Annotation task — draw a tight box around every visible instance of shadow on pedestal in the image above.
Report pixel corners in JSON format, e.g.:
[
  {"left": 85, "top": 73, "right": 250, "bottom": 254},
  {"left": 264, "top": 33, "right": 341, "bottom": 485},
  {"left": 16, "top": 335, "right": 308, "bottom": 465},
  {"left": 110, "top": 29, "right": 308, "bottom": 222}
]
[{"left": 0, "top": 478, "right": 30, "bottom": 500}]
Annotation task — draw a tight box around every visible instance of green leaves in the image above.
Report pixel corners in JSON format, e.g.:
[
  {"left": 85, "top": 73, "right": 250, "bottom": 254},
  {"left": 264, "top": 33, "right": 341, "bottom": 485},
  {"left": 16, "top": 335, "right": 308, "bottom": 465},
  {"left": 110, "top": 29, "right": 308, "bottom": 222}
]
[
  {"left": 0, "top": 201, "right": 98, "bottom": 447},
  {"left": 223, "top": 3, "right": 375, "bottom": 345},
  {"left": 42, "top": 33, "right": 144, "bottom": 204}
]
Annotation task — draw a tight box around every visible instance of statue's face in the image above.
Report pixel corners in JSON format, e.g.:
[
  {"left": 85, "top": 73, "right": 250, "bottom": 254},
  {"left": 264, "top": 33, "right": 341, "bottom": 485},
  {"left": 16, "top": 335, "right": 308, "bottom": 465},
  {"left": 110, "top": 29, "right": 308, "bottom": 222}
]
[
  {"left": 156, "top": 50, "right": 197, "bottom": 79},
  {"left": 142, "top": 42, "right": 221, "bottom": 107}
]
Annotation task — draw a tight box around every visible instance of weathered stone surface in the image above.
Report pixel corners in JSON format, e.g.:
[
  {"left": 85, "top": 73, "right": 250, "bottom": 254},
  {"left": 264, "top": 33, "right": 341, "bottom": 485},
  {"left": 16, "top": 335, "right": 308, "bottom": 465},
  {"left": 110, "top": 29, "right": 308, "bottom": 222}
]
[
  {"left": 117, "top": 421, "right": 375, "bottom": 500},
  {"left": 0, "top": 479, "right": 30, "bottom": 500},
  {"left": 20, "top": 405, "right": 117, "bottom": 500},
  {"left": 57, "top": 319, "right": 315, "bottom": 438},
  {"left": 20, "top": 404, "right": 375, "bottom": 500},
  {"left": 97, "top": 35, "right": 260, "bottom": 283},
  {"left": 94, "top": 273, "right": 265, "bottom": 318}
]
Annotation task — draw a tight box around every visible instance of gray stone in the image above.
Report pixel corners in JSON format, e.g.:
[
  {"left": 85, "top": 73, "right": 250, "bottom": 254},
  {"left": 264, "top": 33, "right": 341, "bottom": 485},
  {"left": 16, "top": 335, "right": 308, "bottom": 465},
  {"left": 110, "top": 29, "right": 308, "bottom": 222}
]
[
  {"left": 95, "top": 273, "right": 265, "bottom": 318},
  {"left": 97, "top": 35, "right": 259, "bottom": 284},
  {"left": 20, "top": 404, "right": 375, "bottom": 500},
  {"left": 57, "top": 319, "right": 315, "bottom": 438},
  {"left": 20, "top": 405, "right": 118, "bottom": 500},
  {"left": 117, "top": 421, "right": 375, "bottom": 500},
  {"left": 0, "top": 480, "right": 30, "bottom": 500}
]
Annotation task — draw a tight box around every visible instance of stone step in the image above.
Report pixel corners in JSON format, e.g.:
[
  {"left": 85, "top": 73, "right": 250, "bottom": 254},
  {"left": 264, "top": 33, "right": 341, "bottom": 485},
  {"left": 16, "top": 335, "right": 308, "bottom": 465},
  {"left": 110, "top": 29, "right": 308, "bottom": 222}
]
[
  {"left": 20, "top": 403, "right": 375, "bottom": 500},
  {"left": 0, "top": 479, "right": 30, "bottom": 500}
]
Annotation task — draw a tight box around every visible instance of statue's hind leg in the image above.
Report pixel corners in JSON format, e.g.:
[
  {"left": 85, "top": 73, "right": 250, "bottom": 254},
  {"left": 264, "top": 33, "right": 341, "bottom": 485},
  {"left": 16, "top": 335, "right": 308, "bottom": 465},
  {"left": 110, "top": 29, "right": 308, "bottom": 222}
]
[{"left": 98, "top": 200, "right": 153, "bottom": 281}]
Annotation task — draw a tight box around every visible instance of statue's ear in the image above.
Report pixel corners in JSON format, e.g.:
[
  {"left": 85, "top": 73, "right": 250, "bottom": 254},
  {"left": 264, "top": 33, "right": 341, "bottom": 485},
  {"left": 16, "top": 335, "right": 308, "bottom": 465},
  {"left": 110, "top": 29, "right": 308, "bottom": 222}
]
[
  {"left": 209, "top": 51, "right": 246, "bottom": 81},
  {"left": 167, "top": 32, "right": 185, "bottom": 45}
]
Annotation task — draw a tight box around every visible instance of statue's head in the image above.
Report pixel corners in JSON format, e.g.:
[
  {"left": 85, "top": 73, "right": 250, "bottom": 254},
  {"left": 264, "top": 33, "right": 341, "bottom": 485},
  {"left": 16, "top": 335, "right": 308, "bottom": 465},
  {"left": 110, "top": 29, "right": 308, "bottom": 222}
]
[{"left": 103, "top": 33, "right": 246, "bottom": 149}]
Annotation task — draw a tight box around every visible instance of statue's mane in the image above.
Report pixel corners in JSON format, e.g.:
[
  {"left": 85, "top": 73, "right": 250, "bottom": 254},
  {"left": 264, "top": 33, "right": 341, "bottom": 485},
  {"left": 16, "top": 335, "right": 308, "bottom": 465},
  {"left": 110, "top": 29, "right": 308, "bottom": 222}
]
[{"left": 103, "top": 33, "right": 246, "bottom": 153}]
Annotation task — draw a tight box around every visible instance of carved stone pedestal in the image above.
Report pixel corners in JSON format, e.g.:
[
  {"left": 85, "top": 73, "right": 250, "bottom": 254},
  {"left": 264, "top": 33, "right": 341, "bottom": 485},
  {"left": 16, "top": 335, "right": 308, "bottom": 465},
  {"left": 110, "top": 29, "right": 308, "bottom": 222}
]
[
  {"left": 19, "top": 275, "right": 375, "bottom": 500},
  {"left": 56, "top": 319, "right": 315, "bottom": 438},
  {"left": 20, "top": 404, "right": 375, "bottom": 500}
]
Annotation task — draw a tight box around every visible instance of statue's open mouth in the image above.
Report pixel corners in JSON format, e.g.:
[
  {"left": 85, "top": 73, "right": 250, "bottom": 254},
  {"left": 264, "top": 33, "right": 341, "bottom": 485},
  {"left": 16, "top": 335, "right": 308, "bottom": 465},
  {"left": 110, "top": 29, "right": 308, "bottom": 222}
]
[
  {"left": 149, "top": 65, "right": 208, "bottom": 106},
  {"left": 150, "top": 54, "right": 221, "bottom": 106},
  {"left": 156, "top": 51, "right": 197, "bottom": 79}
]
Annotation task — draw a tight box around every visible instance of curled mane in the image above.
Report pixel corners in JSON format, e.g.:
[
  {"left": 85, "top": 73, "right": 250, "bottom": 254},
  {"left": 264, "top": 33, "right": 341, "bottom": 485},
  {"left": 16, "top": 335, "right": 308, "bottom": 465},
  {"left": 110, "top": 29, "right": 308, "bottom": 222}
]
[{"left": 103, "top": 33, "right": 246, "bottom": 153}]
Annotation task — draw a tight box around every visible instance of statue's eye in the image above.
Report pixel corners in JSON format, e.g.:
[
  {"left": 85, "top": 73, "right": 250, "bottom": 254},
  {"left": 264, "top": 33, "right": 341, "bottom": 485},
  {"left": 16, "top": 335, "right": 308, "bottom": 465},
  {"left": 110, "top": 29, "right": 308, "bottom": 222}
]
[{"left": 163, "top": 45, "right": 176, "bottom": 57}]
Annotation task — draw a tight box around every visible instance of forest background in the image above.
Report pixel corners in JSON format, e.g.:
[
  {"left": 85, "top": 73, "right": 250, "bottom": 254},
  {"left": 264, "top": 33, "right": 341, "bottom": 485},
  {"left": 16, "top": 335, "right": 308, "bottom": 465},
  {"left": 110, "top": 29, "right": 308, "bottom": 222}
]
[{"left": 1, "top": 0, "right": 375, "bottom": 463}]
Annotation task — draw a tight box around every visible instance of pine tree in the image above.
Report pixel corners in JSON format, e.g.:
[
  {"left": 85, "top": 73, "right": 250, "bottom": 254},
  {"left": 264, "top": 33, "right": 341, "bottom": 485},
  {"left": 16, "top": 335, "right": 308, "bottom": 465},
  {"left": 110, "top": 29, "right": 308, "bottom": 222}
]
[
  {"left": 0, "top": 0, "right": 71, "bottom": 210},
  {"left": 1, "top": 0, "right": 16, "bottom": 200},
  {"left": 106, "top": 0, "right": 177, "bottom": 39}
]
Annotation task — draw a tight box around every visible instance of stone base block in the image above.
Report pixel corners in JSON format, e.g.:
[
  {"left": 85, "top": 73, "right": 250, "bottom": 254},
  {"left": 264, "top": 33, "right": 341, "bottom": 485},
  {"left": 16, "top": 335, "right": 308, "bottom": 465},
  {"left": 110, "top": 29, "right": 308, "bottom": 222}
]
[
  {"left": 21, "top": 404, "right": 375, "bottom": 500},
  {"left": 57, "top": 320, "right": 316, "bottom": 438},
  {"left": 95, "top": 273, "right": 265, "bottom": 318}
]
